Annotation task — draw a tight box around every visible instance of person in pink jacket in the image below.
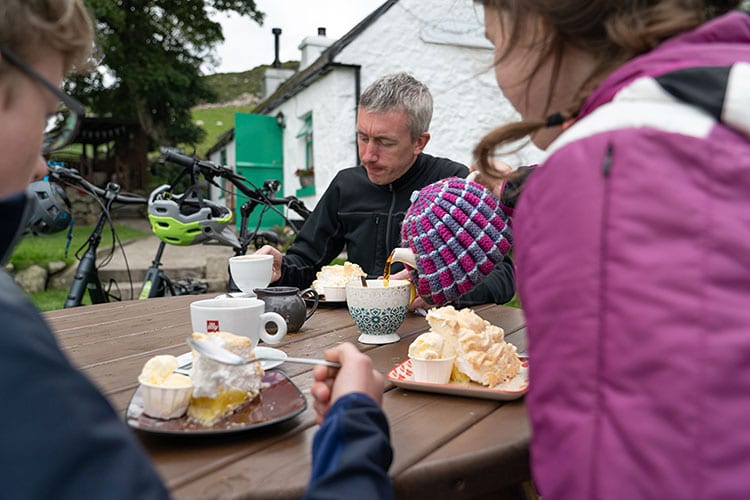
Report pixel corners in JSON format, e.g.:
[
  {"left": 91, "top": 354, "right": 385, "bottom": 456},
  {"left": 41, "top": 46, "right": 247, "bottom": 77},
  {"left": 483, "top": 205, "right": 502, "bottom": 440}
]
[{"left": 472, "top": 1, "right": 750, "bottom": 498}]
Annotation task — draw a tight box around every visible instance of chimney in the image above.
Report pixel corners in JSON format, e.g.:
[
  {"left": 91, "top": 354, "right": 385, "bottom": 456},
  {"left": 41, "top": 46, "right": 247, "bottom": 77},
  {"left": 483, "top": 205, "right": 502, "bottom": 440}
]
[
  {"left": 272, "top": 27, "right": 282, "bottom": 68},
  {"left": 298, "top": 26, "right": 333, "bottom": 71},
  {"left": 263, "top": 27, "right": 295, "bottom": 99}
]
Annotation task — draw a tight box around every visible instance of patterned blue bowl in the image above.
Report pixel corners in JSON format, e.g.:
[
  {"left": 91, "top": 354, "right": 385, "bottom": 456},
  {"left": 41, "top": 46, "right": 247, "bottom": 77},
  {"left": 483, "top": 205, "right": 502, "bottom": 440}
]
[{"left": 346, "top": 280, "right": 411, "bottom": 344}]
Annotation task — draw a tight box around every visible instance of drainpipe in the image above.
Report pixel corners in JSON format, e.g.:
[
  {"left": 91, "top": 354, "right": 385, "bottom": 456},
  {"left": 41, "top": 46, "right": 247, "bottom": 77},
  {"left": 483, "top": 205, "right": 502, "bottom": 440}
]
[
  {"left": 328, "top": 63, "right": 361, "bottom": 166},
  {"left": 353, "top": 65, "right": 361, "bottom": 166}
]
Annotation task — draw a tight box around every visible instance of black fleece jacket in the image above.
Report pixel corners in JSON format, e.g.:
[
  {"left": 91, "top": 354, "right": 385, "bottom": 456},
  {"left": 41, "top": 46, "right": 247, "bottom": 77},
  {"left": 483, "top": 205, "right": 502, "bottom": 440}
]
[{"left": 276, "top": 153, "right": 515, "bottom": 306}]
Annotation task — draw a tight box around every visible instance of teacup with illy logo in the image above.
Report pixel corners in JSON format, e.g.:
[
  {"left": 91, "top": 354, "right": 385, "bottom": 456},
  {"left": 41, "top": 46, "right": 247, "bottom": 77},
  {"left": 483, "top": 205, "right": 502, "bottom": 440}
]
[{"left": 189, "top": 297, "right": 287, "bottom": 346}]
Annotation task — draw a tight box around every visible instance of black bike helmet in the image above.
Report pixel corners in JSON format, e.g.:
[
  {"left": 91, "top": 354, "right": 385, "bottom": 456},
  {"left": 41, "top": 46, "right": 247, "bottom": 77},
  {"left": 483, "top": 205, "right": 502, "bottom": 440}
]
[
  {"left": 147, "top": 184, "right": 240, "bottom": 248},
  {"left": 26, "top": 180, "right": 72, "bottom": 234}
]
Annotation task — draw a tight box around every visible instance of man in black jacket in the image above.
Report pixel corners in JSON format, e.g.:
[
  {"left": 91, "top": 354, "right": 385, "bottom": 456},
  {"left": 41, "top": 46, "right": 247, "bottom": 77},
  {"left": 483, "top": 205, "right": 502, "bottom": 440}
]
[{"left": 257, "top": 73, "right": 515, "bottom": 308}]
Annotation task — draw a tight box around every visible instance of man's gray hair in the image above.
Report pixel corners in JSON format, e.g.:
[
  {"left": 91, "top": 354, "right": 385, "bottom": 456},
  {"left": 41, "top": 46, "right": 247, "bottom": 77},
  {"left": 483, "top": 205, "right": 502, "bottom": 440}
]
[{"left": 359, "top": 73, "right": 433, "bottom": 140}]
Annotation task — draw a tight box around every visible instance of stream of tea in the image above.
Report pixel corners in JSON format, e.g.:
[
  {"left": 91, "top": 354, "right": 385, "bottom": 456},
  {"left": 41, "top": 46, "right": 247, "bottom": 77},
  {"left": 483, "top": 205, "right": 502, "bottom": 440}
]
[{"left": 383, "top": 250, "right": 394, "bottom": 287}]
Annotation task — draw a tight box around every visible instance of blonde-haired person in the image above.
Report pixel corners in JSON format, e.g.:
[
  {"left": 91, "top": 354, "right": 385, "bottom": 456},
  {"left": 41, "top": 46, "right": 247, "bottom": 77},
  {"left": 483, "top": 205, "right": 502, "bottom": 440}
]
[
  {"left": 472, "top": 1, "right": 750, "bottom": 498},
  {"left": 0, "top": 2, "right": 389, "bottom": 499},
  {"left": 0, "top": 1, "right": 171, "bottom": 497}
]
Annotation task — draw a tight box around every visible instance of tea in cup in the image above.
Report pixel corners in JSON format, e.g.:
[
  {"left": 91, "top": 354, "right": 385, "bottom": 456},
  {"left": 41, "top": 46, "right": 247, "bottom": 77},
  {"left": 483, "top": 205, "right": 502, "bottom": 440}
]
[
  {"left": 189, "top": 297, "right": 287, "bottom": 347},
  {"left": 229, "top": 254, "right": 274, "bottom": 294},
  {"left": 346, "top": 279, "right": 411, "bottom": 344}
]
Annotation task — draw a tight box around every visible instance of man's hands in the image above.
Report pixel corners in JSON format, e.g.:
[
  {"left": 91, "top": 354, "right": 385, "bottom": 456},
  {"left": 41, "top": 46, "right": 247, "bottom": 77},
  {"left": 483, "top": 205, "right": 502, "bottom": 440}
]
[
  {"left": 310, "top": 343, "right": 384, "bottom": 425},
  {"left": 254, "top": 245, "right": 283, "bottom": 282}
]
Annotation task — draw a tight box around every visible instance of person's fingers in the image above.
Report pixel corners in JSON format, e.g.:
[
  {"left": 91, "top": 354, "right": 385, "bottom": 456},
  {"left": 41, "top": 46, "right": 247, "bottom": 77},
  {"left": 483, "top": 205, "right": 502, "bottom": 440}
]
[
  {"left": 369, "top": 369, "right": 385, "bottom": 406},
  {"left": 254, "top": 246, "right": 283, "bottom": 281},
  {"left": 389, "top": 269, "right": 410, "bottom": 281},
  {"left": 312, "top": 398, "right": 330, "bottom": 424},
  {"left": 408, "top": 296, "right": 429, "bottom": 312},
  {"left": 312, "top": 363, "right": 330, "bottom": 383},
  {"left": 310, "top": 380, "right": 330, "bottom": 402}
]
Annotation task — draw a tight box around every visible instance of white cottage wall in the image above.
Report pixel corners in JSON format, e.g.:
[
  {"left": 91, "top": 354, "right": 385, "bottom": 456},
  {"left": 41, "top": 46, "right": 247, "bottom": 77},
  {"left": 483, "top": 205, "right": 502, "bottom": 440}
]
[
  {"left": 276, "top": 69, "right": 360, "bottom": 202},
  {"left": 336, "top": 0, "right": 542, "bottom": 168}
]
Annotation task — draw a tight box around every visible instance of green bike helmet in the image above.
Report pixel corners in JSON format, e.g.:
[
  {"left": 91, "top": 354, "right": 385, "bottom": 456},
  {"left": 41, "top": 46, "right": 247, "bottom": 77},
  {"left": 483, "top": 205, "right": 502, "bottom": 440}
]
[{"left": 147, "top": 184, "right": 240, "bottom": 248}]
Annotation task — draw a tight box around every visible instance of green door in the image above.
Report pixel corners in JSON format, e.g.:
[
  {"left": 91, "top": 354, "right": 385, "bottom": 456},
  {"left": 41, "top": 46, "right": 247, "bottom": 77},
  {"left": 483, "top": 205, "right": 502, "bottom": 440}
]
[{"left": 234, "top": 113, "right": 284, "bottom": 231}]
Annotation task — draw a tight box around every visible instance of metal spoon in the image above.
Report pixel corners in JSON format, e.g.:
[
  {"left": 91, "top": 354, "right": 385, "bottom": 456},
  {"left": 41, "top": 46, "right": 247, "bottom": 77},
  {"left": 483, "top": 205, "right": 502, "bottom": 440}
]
[{"left": 186, "top": 338, "right": 341, "bottom": 368}]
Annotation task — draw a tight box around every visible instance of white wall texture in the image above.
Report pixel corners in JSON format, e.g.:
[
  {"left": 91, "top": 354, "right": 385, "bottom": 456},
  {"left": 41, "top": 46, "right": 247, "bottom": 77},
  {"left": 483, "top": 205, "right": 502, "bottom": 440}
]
[{"left": 211, "top": 0, "right": 543, "bottom": 210}]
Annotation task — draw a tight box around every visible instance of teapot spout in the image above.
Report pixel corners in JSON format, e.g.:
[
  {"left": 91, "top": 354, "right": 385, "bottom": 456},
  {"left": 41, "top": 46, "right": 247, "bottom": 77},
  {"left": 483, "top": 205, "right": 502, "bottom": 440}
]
[{"left": 390, "top": 247, "right": 417, "bottom": 269}]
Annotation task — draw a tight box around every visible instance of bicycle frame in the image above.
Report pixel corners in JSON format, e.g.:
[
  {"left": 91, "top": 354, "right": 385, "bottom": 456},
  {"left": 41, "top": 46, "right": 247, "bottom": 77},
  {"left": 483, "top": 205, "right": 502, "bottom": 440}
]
[
  {"left": 46, "top": 164, "right": 148, "bottom": 308},
  {"left": 64, "top": 183, "right": 120, "bottom": 308},
  {"left": 138, "top": 240, "right": 176, "bottom": 299}
]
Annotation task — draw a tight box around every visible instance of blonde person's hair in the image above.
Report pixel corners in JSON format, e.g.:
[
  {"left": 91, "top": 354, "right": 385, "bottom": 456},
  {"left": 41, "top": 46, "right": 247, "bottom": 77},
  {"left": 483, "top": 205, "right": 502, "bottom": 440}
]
[
  {"left": 359, "top": 73, "right": 433, "bottom": 141},
  {"left": 0, "top": 0, "right": 94, "bottom": 75},
  {"left": 473, "top": 0, "right": 741, "bottom": 182}
]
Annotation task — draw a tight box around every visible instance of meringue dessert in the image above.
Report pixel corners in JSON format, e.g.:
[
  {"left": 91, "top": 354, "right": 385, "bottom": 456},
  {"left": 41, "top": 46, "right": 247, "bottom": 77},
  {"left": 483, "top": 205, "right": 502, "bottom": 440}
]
[
  {"left": 422, "top": 306, "right": 521, "bottom": 387},
  {"left": 187, "top": 331, "right": 264, "bottom": 426},
  {"left": 138, "top": 355, "right": 193, "bottom": 419},
  {"left": 312, "top": 262, "right": 366, "bottom": 299}
]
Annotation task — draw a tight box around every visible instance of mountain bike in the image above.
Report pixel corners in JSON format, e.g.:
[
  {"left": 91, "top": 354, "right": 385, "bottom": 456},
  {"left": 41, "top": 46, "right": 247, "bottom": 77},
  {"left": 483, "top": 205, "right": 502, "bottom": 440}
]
[
  {"left": 45, "top": 164, "right": 148, "bottom": 308},
  {"left": 139, "top": 151, "right": 311, "bottom": 298}
]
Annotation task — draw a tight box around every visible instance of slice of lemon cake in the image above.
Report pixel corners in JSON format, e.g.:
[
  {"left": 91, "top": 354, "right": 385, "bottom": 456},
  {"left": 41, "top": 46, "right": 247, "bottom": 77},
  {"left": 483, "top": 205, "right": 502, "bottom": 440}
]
[{"left": 187, "top": 331, "right": 264, "bottom": 426}]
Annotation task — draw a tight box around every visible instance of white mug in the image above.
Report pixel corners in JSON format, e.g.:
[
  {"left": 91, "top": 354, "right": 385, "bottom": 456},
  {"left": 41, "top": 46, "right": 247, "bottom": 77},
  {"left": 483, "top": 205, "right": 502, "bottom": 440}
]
[
  {"left": 190, "top": 297, "right": 287, "bottom": 346},
  {"left": 229, "top": 254, "right": 274, "bottom": 293}
]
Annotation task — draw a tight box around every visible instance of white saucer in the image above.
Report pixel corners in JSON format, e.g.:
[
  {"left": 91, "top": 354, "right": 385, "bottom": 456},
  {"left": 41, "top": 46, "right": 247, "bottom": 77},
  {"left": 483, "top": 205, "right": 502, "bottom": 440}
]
[
  {"left": 174, "top": 346, "right": 288, "bottom": 374},
  {"left": 357, "top": 333, "right": 401, "bottom": 345},
  {"left": 215, "top": 291, "right": 256, "bottom": 299},
  {"left": 254, "top": 346, "right": 288, "bottom": 369}
]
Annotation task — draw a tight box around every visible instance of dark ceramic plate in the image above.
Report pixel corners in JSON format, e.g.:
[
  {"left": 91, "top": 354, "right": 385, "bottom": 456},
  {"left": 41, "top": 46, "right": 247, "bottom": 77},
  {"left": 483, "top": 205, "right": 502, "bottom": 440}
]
[{"left": 126, "top": 370, "right": 307, "bottom": 435}]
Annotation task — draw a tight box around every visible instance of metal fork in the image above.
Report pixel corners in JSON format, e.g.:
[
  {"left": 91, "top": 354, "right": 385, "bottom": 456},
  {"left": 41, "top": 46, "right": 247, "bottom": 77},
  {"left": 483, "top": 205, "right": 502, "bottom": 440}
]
[{"left": 186, "top": 338, "right": 341, "bottom": 368}]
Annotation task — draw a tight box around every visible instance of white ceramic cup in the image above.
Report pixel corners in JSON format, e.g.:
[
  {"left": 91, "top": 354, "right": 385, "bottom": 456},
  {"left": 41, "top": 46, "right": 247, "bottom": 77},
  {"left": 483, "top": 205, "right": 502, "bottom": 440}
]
[
  {"left": 229, "top": 254, "right": 274, "bottom": 293},
  {"left": 190, "top": 297, "right": 287, "bottom": 346}
]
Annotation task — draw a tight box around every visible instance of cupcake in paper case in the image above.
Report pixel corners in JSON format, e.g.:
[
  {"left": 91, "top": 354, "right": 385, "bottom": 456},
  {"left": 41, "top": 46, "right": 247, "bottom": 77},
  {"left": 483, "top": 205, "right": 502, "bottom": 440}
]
[{"left": 138, "top": 355, "right": 193, "bottom": 419}]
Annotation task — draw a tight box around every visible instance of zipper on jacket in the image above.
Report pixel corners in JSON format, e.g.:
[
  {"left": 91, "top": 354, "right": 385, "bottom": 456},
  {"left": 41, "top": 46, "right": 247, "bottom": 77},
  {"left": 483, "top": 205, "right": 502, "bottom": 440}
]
[
  {"left": 591, "top": 142, "right": 613, "bottom": 495},
  {"left": 601, "top": 144, "right": 613, "bottom": 177}
]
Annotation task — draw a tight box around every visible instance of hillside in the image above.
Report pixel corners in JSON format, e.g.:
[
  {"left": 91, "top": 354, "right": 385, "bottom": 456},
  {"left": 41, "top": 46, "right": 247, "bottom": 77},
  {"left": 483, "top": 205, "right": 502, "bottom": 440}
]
[{"left": 191, "top": 61, "right": 298, "bottom": 157}]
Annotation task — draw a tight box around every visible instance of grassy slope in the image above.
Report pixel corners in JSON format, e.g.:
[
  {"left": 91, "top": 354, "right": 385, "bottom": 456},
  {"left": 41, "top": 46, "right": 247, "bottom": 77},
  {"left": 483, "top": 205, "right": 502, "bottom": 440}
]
[
  {"left": 192, "top": 61, "right": 299, "bottom": 158},
  {"left": 191, "top": 106, "right": 255, "bottom": 157}
]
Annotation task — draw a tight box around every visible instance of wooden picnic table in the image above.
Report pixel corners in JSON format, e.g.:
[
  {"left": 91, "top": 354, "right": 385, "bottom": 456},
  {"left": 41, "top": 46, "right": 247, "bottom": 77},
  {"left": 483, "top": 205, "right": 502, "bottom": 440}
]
[{"left": 45, "top": 295, "right": 532, "bottom": 499}]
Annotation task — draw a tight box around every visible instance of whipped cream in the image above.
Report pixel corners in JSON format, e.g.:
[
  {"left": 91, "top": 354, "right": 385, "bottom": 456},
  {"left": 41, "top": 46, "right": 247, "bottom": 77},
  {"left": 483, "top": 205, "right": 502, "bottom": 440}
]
[
  {"left": 312, "top": 262, "right": 366, "bottom": 289},
  {"left": 189, "top": 332, "right": 263, "bottom": 398},
  {"left": 409, "top": 331, "right": 455, "bottom": 360},
  {"left": 140, "top": 355, "right": 186, "bottom": 385}
]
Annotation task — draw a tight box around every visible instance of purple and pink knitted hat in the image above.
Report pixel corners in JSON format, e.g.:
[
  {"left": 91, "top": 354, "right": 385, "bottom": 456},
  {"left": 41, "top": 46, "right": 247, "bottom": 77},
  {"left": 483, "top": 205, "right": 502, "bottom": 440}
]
[{"left": 400, "top": 177, "right": 512, "bottom": 305}]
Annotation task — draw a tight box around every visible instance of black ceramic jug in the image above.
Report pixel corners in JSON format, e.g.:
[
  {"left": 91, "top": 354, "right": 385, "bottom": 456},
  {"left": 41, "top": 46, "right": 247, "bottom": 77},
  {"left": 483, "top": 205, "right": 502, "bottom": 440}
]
[{"left": 253, "top": 286, "right": 320, "bottom": 333}]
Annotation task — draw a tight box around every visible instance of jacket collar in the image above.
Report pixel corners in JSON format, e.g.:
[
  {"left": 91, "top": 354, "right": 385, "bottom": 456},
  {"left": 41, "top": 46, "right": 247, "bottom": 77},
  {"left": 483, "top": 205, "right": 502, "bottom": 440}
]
[
  {"left": 0, "top": 192, "right": 32, "bottom": 265},
  {"left": 581, "top": 11, "right": 750, "bottom": 122}
]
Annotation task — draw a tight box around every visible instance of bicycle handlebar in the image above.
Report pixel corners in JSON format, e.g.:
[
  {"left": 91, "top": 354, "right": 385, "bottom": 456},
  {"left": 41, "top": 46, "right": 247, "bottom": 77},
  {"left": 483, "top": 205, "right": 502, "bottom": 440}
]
[
  {"left": 163, "top": 151, "right": 311, "bottom": 219},
  {"left": 164, "top": 151, "right": 242, "bottom": 182},
  {"left": 47, "top": 164, "right": 147, "bottom": 205}
]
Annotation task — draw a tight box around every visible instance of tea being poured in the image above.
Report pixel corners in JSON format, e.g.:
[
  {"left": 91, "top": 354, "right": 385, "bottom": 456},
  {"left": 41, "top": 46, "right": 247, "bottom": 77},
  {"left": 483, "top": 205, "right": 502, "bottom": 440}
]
[{"left": 383, "top": 250, "right": 394, "bottom": 288}]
